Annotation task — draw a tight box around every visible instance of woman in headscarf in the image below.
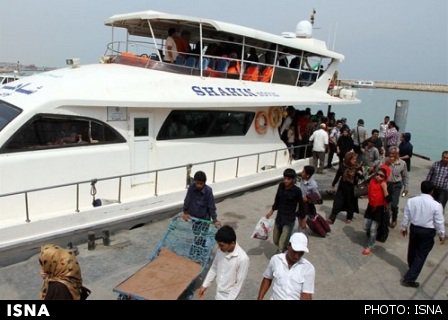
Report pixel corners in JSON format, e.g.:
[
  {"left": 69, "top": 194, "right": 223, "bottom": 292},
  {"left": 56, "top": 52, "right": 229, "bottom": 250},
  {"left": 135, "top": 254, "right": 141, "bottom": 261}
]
[
  {"left": 39, "top": 244, "right": 83, "bottom": 300},
  {"left": 399, "top": 132, "right": 413, "bottom": 171},
  {"left": 328, "top": 151, "right": 362, "bottom": 224}
]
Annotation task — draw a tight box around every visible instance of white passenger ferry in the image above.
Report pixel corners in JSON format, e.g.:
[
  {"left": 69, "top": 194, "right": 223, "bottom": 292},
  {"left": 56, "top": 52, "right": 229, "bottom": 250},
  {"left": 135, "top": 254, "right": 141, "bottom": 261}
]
[{"left": 0, "top": 10, "right": 357, "bottom": 259}]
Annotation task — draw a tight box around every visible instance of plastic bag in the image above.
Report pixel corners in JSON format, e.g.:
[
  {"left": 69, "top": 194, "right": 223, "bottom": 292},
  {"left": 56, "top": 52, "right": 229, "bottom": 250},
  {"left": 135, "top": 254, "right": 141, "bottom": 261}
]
[{"left": 251, "top": 217, "right": 274, "bottom": 240}]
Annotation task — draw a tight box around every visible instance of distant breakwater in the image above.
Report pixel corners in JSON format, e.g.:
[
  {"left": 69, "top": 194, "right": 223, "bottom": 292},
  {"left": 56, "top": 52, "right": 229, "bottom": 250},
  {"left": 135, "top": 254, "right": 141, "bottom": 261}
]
[{"left": 341, "top": 80, "right": 448, "bottom": 93}]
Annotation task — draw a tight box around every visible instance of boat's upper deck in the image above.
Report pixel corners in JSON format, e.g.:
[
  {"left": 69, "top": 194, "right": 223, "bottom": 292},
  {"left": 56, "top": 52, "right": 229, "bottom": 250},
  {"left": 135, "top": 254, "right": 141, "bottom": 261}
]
[{"left": 103, "top": 10, "right": 342, "bottom": 89}]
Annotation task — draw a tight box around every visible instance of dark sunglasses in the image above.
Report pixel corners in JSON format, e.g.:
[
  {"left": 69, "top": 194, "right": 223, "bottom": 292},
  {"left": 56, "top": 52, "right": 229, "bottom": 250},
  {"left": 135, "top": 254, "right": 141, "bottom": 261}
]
[{"left": 376, "top": 173, "right": 385, "bottom": 178}]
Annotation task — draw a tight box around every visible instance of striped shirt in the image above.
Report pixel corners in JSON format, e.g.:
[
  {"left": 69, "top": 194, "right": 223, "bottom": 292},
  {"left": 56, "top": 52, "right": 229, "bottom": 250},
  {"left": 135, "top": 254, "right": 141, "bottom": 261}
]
[
  {"left": 426, "top": 160, "right": 448, "bottom": 190},
  {"left": 385, "top": 128, "right": 400, "bottom": 147},
  {"left": 388, "top": 159, "right": 409, "bottom": 189}
]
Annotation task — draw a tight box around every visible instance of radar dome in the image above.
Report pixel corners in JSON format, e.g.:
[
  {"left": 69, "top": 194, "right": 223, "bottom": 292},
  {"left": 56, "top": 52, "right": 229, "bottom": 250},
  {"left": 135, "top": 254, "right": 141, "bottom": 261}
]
[{"left": 295, "top": 20, "right": 312, "bottom": 38}]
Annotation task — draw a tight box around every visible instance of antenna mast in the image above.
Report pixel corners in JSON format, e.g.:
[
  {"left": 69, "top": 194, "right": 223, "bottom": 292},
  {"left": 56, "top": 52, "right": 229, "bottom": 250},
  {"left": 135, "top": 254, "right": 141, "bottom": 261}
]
[{"left": 310, "top": 8, "right": 316, "bottom": 26}]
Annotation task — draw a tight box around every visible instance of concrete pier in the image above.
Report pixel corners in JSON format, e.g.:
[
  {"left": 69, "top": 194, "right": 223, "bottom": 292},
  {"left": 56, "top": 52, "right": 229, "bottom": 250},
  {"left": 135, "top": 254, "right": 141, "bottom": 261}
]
[
  {"left": 341, "top": 80, "right": 448, "bottom": 93},
  {"left": 0, "top": 156, "right": 446, "bottom": 300}
]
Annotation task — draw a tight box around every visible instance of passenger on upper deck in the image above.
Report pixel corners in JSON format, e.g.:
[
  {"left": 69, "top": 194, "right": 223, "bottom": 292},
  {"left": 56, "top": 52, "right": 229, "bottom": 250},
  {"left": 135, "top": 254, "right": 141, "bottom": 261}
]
[
  {"left": 277, "top": 51, "right": 289, "bottom": 67},
  {"left": 263, "top": 44, "right": 276, "bottom": 65},
  {"left": 163, "top": 28, "right": 178, "bottom": 63},
  {"left": 175, "top": 30, "right": 191, "bottom": 60},
  {"left": 290, "top": 54, "right": 313, "bottom": 70},
  {"left": 221, "top": 36, "right": 241, "bottom": 59},
  {"left": 179, "top": 31, "right": 191, "bottom": 52},
  {"left": 245, "top": 47, "right": 259, "bottom": 66}
]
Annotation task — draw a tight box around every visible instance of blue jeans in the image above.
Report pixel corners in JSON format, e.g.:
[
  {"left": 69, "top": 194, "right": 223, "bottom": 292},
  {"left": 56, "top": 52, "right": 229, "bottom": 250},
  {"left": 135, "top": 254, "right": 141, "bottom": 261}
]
[
  {"left": 388, "top": 181, "right": 402, "bottom": 222},
  {"left": 364, "top": 218, "right": 378, "bottom": 248}
]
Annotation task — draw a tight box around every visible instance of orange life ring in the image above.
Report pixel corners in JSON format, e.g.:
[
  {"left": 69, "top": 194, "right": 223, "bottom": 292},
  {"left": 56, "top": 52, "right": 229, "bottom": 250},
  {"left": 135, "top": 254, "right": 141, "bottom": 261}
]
[
  {"left": 254, "top": 111, "right": 268, "bottom": 135},
  {"left": 268, "top": 107, "right": 283, "bottom": 128}
]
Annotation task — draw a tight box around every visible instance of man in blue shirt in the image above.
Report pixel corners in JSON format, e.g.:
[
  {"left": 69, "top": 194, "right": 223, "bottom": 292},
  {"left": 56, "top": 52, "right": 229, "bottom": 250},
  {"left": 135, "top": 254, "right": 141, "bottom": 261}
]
[
  {"left": 182, "top": 171, "right": 220, "bottom": 226},
  {"left": 182, "top": 171, "right": 221, "bottom": 261}
]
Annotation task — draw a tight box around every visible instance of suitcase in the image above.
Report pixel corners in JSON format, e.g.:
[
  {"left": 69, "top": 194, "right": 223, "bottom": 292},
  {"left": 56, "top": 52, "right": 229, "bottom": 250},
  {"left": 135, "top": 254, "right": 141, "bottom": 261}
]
[{"left": 306, "top": 213, "right": 331, "bottom": 237}]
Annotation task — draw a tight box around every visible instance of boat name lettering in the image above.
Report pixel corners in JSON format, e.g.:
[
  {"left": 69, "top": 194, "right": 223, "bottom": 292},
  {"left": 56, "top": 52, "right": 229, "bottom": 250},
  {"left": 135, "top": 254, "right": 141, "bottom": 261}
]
[
  {"left": 254, "top": 91, "right": 280, "bottom": 97},
  {"left": 192, "top": 86, "right": 279, "bottom": 98}
]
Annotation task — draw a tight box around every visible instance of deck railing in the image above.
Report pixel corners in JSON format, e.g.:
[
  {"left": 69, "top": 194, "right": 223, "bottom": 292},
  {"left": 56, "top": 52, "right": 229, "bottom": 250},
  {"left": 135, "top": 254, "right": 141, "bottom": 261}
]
[
  {"left": 104, "top": 40, "right": 323, "bottom": 87},
  {"left": 0, "top": 144, "right": 312, "bottom": 223}
]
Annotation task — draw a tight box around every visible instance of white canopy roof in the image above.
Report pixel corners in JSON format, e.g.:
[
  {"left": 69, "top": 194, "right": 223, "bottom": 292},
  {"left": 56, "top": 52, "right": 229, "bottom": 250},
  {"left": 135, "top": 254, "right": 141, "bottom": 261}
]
[{"left": 104, "top": 10, "right": 344, "bottom": 60}]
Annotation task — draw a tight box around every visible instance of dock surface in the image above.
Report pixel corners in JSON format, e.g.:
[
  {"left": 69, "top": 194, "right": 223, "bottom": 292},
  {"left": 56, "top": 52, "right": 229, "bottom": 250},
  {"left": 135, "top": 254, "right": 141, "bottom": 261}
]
[{"left": 1, "top": 156, "right": 446, "bottom": 300}]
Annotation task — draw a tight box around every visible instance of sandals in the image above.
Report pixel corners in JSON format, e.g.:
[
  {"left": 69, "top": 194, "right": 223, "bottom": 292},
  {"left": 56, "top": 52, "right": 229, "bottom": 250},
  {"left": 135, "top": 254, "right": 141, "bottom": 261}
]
[{"left": 362, "top": 248, "right": 371, "bottom": 256}]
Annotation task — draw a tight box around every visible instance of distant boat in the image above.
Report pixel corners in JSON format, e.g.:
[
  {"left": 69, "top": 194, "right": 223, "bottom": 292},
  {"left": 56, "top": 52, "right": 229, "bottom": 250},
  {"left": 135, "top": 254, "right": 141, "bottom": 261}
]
[{"left": 0, "top": 73, "right": 20, "bottom": 85}]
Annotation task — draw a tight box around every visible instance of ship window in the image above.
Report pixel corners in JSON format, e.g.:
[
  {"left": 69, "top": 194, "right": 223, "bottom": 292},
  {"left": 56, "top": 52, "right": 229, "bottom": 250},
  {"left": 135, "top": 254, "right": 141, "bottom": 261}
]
[
  {"left": 1, "top": 114, "right": 126, "bottom": 153},
  {"left": 0, "top": 100, "right": 22, "bottom": 133},
  {"left": 157, "top": 110, "right": 255, "bottom": 140},
  {"left": 134, "top": 118, "right": 149, "bottom": 137}
]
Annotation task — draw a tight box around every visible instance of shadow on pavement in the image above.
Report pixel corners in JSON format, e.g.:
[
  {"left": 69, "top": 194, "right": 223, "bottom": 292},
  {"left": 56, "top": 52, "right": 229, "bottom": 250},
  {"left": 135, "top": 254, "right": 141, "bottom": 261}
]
[
  {"left": 247, "top": 240, "right": 277, "bottom": 259},
  {"left": 343, "top": 225, "right": 408, "bottom": 275},
  {"left": 374, "top": 246, "right": 408, "bottom": 276}
]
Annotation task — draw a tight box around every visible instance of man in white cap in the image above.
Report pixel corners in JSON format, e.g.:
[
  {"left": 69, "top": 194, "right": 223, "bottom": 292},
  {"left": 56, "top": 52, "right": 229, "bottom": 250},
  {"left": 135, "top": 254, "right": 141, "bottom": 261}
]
[{"left": 257, "top": 232, "right": 315, "bottom": 300}]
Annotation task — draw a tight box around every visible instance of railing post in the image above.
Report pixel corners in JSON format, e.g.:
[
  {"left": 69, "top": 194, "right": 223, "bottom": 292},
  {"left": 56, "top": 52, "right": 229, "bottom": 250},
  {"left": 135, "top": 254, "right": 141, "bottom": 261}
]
[
  {"left": 256, "top": 154, "right": 260, "bottom": 173},
  {"left": 76, "top": 183, "right": 80, "bottom": 213},
  {"left": 25, "top": 192, "right": 30, "bottom": 223},
  {"left": 274, "top": 151, "right": 278, "bottom": 167},
  {"left": 154, "top": 171, "right": 159, "bottom": 196},
  {"left": 118, "top": 177, "right": 122, "bottom": 204},
  {"left": 186, "top": 164, "right": 192, "bottom": 188},
  {"left": 213, "top": 161, "right": 216, "bottom": 183},
  {"left": 235, "top": 157, "right": 240, "bottom": 178}
]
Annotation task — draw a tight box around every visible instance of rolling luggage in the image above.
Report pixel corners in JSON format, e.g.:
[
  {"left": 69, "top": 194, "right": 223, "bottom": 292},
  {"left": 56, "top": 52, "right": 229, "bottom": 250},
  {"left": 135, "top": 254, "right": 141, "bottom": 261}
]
[{"left": 307, "top": 213, "right": 331, "bottom": 237}]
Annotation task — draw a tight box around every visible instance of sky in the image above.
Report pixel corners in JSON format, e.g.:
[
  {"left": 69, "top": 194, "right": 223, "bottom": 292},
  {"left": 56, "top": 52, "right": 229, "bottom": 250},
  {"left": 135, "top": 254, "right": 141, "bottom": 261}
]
[{"left": 0, "top": 0, "right": 447, "bottom": 83}]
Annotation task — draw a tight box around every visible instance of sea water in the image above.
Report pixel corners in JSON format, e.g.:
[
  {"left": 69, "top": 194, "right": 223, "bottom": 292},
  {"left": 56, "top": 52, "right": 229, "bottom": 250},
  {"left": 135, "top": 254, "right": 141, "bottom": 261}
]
[{"left": 309, "top": 89, "right": 448, "bottom": 160}]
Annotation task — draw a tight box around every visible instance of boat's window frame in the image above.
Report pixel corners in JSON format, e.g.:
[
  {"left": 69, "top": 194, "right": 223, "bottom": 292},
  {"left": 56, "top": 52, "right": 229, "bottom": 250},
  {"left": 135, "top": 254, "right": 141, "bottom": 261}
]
[
  {"left": 0, "top": 113, "right": 127, "bottom": 154},
  {"left": 156, "top": 110, "right": 255, "bottom": 141},
  {"left": 0, "top": 100, "right": 22, "bottom": 134}
]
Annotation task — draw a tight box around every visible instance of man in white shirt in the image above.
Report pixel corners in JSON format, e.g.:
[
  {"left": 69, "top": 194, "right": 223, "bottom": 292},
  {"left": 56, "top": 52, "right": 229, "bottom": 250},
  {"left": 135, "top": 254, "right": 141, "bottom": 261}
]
[
  {"left": 198, "top": 226, "right": 249, "bottom": 300},
  {"left": 309, "top": 123, "right": 328, "bottom": 174},
  {"left": 400, "top": 181, "right": 445, "bottom": 288},
  {"left": 379, "top": 116, "right": 390, "bottom": 150},
  {"left": 257, "top": 232, "right": 315, "bottom": 300}
]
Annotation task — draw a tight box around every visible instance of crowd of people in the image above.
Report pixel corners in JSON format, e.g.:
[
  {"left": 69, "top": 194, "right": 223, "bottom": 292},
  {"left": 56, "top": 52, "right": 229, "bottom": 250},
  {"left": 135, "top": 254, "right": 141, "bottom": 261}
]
[{"left": 38, "top": 112, "right": 447, "bottom": 300}]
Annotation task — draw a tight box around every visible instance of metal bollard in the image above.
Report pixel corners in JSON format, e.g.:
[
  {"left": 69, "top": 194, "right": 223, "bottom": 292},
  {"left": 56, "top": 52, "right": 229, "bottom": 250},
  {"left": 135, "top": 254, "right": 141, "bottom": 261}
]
[
  {"left": 102, "top": 229, "right": 111, "bottom": 246},
  {"left": 87, "top": 231, "right": 96, "bottom": 250},
  {"left": 67, "top": 242, "right": 79, "bottom": 256}
]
